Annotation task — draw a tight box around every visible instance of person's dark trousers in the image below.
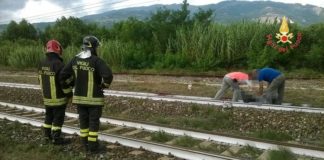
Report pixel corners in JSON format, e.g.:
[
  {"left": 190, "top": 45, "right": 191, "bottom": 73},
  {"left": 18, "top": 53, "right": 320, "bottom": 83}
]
[
  {"left": 264, "top": 74, "right": 285, "bottom": 104},
  {"left": 77, "top": 105, "right": 102, "bottom": 152},
  {"left": 43, "top": 105, "right": 66, "bottom": 143}
]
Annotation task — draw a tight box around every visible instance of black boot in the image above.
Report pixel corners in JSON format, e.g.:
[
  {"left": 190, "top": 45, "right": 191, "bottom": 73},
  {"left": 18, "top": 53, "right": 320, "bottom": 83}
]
[
  {"left": 52, "top": 130, "right": 70, "bottom": 145},
  {"left": 88, "top": 141, "right": 99, "bottom": 154},
  {"left": 81, "top": 137, "right": 88, "bottom": 151},
  {"left": 88, "top": 141, "right": 107, "bottom": 155},
  {"left": 43, "top": 128, "right": 52, "bottom": 144}
]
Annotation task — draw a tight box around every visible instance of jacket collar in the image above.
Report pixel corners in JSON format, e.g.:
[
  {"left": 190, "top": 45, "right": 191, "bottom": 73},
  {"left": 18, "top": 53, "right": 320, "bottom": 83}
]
[
  {"left": 76, "top": 50, "right": 91, "bottom": 59},
  {"left": 46, "top": 52, "right": 63, "bottom": 62}
]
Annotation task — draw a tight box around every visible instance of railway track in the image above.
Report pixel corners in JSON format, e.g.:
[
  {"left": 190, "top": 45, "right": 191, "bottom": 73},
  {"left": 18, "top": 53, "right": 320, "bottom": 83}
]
[
  {"left": 2, "top": 74, "right": 324, "bottom": 91},
  {"left": 1, "top": 82, "right": 323, "bottom": 114},
  {"left": 0, "top": 103, "right": 235, "bottom": 160},
  {"left": 1, "top": 102, "right": 323, "bottom": 159}
]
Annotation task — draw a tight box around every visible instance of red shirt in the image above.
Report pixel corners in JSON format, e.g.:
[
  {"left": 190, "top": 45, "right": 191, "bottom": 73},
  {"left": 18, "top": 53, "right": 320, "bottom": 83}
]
[{"left": 225, "top": 72, "right": 251, "bottom": 86}]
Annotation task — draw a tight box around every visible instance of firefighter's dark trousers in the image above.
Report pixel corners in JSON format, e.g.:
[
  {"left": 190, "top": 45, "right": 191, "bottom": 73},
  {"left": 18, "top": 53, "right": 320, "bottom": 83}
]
[
  {"left": 77, "top": 105, "right": 102, "bottom": 152},
  {"left": 43, "top": 105, "right": 66, "bottom": 140}
]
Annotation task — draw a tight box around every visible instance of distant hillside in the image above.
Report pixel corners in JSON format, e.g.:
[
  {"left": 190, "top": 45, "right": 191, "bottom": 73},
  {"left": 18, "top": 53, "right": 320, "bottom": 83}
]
[
  {"left": 81, "top": 1, "right": 324, "bottom": 26},
  {"left": 1, "top": 1, "right": 324, "bottom": 32},
  {"left": 206, "top": 1, "right": 324, "bottom": 24},
  {"left": 0, "top": 22, "right": 53, "bottom": 34}
]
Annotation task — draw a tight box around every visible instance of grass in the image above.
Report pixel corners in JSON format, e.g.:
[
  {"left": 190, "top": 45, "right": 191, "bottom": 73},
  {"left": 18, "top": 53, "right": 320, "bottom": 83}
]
[
  {"left": 152, "top": 112, "right": 234, "bottom": 132},
  {"left": 0, "top": 119, "right": 165, "bottom": 160},
  {"left": 112, "top": 67, "right": 229, "bottom": 77},
  {"left": 150, "top": 131, "right": 174, "bottom": 143},
  {"left": 175, "top": 117, "right": 233, "bottom": 131},
  {"left": 268, "top": 148, "right": 297, "bottom": 160},
  {"left": 285, "top": 88, "right": 324, "bottom": 107},
  {"left": 154, "top": 117, "right": 172, "bottom": 125},
  {"left": 169, "top": 109, "right": 234, "bottom": 131},
  {"left": 111, "top": 81, "right": 216, "bottom": 97},
  {"left": 173, "top": 135, "right": 201, "bottom": 148},
  {"left": 0, "top": 121, "right": 84, "bottom": 160},
  {"left": 236, "top": 145, "right": 263, "bottom": 159},
  {"left": 321, "top": 135, "right": 324, "bottom": 147},
  {"left": 254, "top": 130, "right": 293, "bottom": 141}
]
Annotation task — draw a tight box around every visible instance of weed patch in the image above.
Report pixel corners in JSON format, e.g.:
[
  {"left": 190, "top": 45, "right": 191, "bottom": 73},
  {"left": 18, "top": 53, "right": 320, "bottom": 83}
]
[
  {"left": 236, "top": 145, "right": 263, "bottom": 159},
  {"left": 254, "top": 130, "right": 293, "bottom": 141},
  {"left": 174, "top": 135, "right": 201, "bottom": 148},
  {"left": 151, "top": 131, "right": 174, "bottom": 143},
  {"left": 268, "top": 148, "right": 296, "bottom": 160}
]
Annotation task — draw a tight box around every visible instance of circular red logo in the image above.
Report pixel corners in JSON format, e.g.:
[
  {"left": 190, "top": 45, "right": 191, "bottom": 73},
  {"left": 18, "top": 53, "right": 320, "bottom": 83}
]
[{"left": 281, "top": 36, "right": 288, "bottom": 42}]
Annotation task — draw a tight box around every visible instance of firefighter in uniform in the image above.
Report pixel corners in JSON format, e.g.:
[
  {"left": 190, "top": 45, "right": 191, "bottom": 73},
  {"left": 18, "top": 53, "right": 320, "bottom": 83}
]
[
  {"left": 38, "top": 40, "right": 72, "bottom": 144},
  {"left": 60, "top": 36, "right": 113, "bottom": 153}
]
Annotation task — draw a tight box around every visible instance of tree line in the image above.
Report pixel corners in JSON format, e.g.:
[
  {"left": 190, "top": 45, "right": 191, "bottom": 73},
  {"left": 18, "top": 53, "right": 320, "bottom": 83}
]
[{"left": 0, "top": 0, "right": 323, "bottom": 73}]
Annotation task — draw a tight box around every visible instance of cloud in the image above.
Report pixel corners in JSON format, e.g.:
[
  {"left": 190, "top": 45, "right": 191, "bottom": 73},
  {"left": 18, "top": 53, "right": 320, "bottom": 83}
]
[
  {"left": 0, "top": 0, "right": 28, "bottom": 22},
  {"left": 46, "top": 0, "right": 82, "bottom": 8},
  {"left": 0, "top": 0, "right": 27, "bottom": 11}
]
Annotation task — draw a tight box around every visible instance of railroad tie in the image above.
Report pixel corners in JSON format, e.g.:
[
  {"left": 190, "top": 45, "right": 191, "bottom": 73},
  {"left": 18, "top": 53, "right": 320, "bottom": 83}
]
[
  {"left": 157, "top": 156, "right": 175, "bottom": 160},
  {"left": 199, "top": 140, "right": 214, "bottom": 148},
  {"left": 221, "top": 145, "right": 242, "bottom": 156},
  {"left": 24, "top": 112, "right": 43, "bottom": 117},
  {"left": 121, "top": 129, "right": 143, "bottom": 136},
  {"left": 257, "top": 150, "right": 270, "bottom": 160},
  {"left": 102, "top": 126, "right": 124, "bottom": 133},
  {"left": 143, "top": 136, "right": 152, "bottom": 141},
  {"left": 165, "top": 137, "right": 180, "bottom": 145},
  {"left": 64, "top": 118, "right": 78, "bottom": 124},
  {"left": 129, "top": 150, "right": 145, "bottom": 156}
]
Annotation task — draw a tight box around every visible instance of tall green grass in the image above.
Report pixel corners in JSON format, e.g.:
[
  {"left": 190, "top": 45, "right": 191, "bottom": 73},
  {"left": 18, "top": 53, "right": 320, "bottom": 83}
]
[
  {"left": 1, "top": 21, "right": 323, "bottom": 72},
  {"left": 0, "top": 41, "right": 13, "bottom": 66},
  {"left": 8, "top": 44, "right": 43, "bottom": 68},
  {"left": 62, "top": 44, "right": 79, "bottom": 63}
]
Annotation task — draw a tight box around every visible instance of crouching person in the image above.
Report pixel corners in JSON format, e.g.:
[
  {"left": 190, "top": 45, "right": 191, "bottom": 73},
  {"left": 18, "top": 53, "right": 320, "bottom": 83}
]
[
  {"left": 253, "top": 67, "right": 285, "bottom": 104},
  {"left": 214, "top": 72, "right": 252, "bottom": 102},
  {"left": 38, "top": 40, "right": 72, "bottom": 145},
  {"left": 60, "top": 36, "right": 113, "bottom": 153}
]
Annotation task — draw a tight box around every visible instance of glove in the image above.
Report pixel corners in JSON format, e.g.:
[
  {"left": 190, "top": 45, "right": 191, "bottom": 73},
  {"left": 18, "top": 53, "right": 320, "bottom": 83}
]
[{"left": 101, "top": 83, "right": 110, "bottom": 89}]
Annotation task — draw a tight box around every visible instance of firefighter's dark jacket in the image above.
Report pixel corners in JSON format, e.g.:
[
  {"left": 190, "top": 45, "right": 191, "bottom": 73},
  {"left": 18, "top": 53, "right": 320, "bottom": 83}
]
[
  {"left": 38, "top": 52, "right": 73, "bottom": 107},
  {"left": 60, "top": 54, "right": 113, "bottom": 106}
]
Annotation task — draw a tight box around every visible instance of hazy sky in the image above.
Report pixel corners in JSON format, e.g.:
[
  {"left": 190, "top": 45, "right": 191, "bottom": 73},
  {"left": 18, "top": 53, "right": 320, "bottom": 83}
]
[{"left": 0, "top": 0, "right": 323, "bottom": 24}]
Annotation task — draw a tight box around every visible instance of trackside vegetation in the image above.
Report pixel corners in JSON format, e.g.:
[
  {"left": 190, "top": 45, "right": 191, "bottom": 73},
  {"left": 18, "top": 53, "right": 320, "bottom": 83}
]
[{"left": 0, "top": 0, "right": 324, "bottom": 74}]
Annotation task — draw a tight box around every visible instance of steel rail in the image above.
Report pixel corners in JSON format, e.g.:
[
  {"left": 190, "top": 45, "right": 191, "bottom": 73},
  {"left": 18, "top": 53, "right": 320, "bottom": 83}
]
[
  {"left": 1, "top": 102, "right": 324, "bottom": 158},
  {"left": 0, "top": 112, "right": 236, "bottom": 160},
  {"left": 2, "top": 74, "right": 324, "bottom": 90},
  {"left": 1, "top": 82, "right": 323, "bottom": 114}
]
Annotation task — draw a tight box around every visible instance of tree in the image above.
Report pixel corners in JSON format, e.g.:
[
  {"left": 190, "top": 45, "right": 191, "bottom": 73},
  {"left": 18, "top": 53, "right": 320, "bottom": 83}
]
[
  {"left": 1, "top": 21, "right": 19, "bottom": 41},
  {"left": 192, "top": 8, "right": 214, "bottom": 26},
  {"left": 1, "top": 19, "right": 38, "bottom": 41},
  {"left": 18, "top": 19, "right": 38, "bottom": 40},
  {"left": 111, "top": 17, "right": 152, "bottom": 42},
  {"left": 170, "top": 0, "right": 190, "bottom": 26},
  {"left": 44, "top": 16, "right": 88, "bottom": 47}
]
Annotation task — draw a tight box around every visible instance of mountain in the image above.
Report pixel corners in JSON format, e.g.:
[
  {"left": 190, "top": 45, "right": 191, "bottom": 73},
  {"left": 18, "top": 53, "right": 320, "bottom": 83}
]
[
  {"left": 80, "top": 1, "right": 324, "bottom": 26},
  {"left": 1, "top": 1, "right": 324, "bottom": 32}
]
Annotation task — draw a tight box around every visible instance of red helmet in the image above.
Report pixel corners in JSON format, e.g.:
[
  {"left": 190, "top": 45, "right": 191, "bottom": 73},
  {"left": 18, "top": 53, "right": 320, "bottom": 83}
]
[{"left": 46, "top": 40, "right": 62, "bottom": 55}]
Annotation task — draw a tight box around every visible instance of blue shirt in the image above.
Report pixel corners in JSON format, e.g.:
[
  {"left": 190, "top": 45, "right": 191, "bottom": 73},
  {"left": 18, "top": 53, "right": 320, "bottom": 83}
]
[{"left": 258, "top": 68, "right": 281, "bottom": 83}]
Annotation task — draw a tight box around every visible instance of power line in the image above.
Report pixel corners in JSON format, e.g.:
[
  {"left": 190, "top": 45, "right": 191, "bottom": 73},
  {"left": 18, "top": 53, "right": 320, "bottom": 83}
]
[
  {"left": 0, "top": 0, "right": 126, "bottom": 24},
  {"left": 0, "top": 0, "right": 157, "bottom": 24}
]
